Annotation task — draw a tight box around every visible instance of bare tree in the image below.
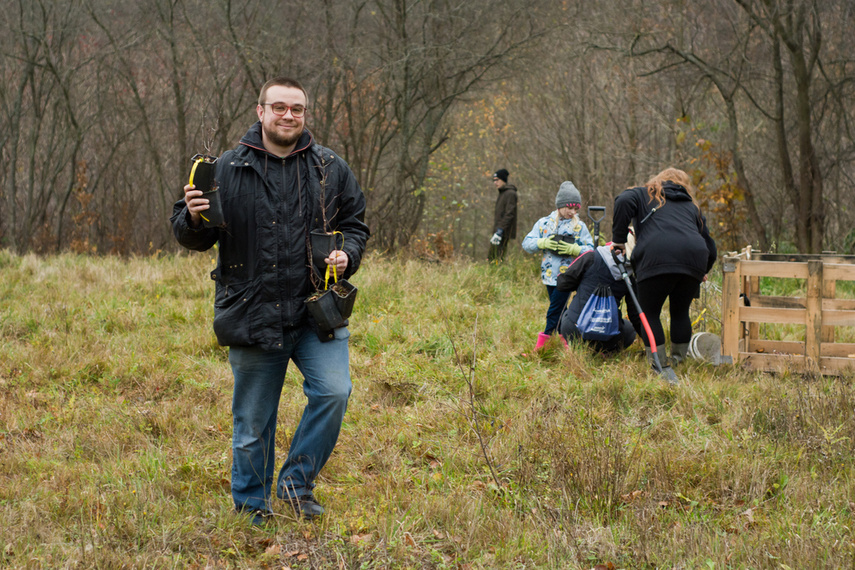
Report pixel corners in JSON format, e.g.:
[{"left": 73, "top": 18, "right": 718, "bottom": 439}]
[
  {"left": 305, "top": 0, "right": 548, "bottom": 250},
  {"left": 624, "top": 0, "right": 854, "bottom": 253},
  {"left": 0, "top": 0, "right": 852, "bottom": 255}
]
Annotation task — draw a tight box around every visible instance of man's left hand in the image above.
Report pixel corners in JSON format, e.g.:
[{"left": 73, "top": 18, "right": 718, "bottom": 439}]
[
  {"left": 490, "top": 232, "right": 502, "bottom": 245},
  {"left": 325, "top": 250, "right": 349, "bottom": 275}
]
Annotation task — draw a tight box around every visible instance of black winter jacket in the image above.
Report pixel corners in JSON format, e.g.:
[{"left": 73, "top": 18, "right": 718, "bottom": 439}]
[
  {"left": 612, "top": 182, "right": 716, "bottom": 282},
  {"left": 171, "top": 123, "right": 369, "bottom": 349},
  {"left": 556, "top": 246, "right": 641, "bottom": 337}
]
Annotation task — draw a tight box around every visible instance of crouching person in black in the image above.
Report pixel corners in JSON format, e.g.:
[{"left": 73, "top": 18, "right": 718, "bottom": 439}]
[{"left": 556, "top": 244, "right": 642, "bottom": 353}]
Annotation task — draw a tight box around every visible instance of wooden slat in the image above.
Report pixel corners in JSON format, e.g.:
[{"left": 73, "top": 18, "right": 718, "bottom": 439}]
[
  {"left": 748, "top": 276, "right": 760, "bottom": 341},
  {"left": 751, "top": 295, "right": 805, "bottom": 309},
  {"left": 746, "top": 340, "right": 855, "bottom": 357},
  {"left": 822, "top": 279, "right": 836, "bottom": 343},
  {"left": 754, "top": 253, "right": 855, "bottom": 263},
  {"left": 822, "top": 310, "right": 855, "bottom": 327},
  {"left": 740, "top": 352, "right": 806, "bottom": 373},
  {"left": 740, "top": 306, "right": 805, "bottom": 324},
  {"left": 748, "top": 296, "right": 855, "bottom": 310},
  {"left": 822, "top": 343, "right": 855, "bottom": 358},
  {"left": 739, "top": 260, "right": 808, "bottom": 278},
  {"left": 738, "top": 353, "right": 855, "bottom": 375},
  {"left": 824, "top": 299, "right": 855, "bottom": 311},
  {"left": 721, "top": 263, "right": 742, "bottom": 359},
  {"left": 805, "top": 260, "right": 822, "bottom": 362},
  {"left": 825, "top": 264, "right": 855, "bottom": 281},
  {"left": 819, "top": 357, "right": 855, "bottom": 374},
  {"left": 746, "top": 340, "right": 805, "bottom": 354}
]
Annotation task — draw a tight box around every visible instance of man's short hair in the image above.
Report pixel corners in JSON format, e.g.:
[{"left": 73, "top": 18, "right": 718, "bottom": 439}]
[{"left": 258, "top": 77, "right": 310, "bottom": 107}]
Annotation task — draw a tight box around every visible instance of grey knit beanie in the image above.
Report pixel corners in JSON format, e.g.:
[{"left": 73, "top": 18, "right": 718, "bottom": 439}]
[{"left": 555, "top": 181, "right": 582, "bottom": 208}]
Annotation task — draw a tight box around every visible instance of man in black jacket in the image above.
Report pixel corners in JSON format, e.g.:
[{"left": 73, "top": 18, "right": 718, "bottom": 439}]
[
  {"left": 488, "top": 168, "right": 518, "bottom": 262},
  {"left": 171, "top": 77, "right": 369, "bottom": 524}
]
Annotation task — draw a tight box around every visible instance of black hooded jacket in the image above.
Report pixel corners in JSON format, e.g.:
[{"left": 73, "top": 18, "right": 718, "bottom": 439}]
[
  {"left": 556, "top": 245, "right": 641, "bottom": 338},
  {"left": 171, "top": 123, "right": 369, "bottom": 349},
  {"left": 612, "top": 182, "right": 716, "bottom": 282}
]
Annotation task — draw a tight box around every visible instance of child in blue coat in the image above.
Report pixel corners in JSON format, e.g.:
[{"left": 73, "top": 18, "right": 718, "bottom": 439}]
[{"left": 521, "top": 181, "right": 594, "bottom": 350}]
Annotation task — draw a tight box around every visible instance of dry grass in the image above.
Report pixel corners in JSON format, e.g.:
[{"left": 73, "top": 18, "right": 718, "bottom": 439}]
[{"left": 1, "top": 248, "right": 854, "bottom": 569}]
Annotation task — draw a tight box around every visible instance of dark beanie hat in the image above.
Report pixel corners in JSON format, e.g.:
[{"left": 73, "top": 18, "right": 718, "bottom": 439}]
[{"left": 493, "top": 169, "right": 509, "bottom": 183}]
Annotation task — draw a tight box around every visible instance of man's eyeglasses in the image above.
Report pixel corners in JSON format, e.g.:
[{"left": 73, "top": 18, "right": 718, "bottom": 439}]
[{"left": 262, "top": 103, "right": 307, "bottom": 118}]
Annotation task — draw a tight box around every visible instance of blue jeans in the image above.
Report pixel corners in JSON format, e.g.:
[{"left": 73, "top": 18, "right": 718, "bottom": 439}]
[{"left": 228, "top": 325, "right": 352, "bottom": 511}]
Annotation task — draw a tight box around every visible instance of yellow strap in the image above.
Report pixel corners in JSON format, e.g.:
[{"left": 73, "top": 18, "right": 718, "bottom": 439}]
[
  {"left": 324, "top": 231, "right": 345, "bottom": 289},
  {"left": 189, "top": 157, "right": 211, "bottom": 222},
  {"left": 188, "top": 157, "right": 204, "bottom": 186},
  {"left": 691, "top": 308, "right": 707, "bottom": 328},
  {"left": 324, "top": 261, "right": 338, "bottom": 290}
]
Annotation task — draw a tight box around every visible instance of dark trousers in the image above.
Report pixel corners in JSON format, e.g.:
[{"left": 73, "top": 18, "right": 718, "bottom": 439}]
[
  {"left": 636, "top": 273, "right": 700, "bottom": 347},
  {"left": 544, "top": 285, "right": 571, "bottom": 335},
  {"left": 561, "top": 317, "right": 637, "bottom": 353},
  {"left": 488, "top": 236, "right": 510, "bottom": 262}
]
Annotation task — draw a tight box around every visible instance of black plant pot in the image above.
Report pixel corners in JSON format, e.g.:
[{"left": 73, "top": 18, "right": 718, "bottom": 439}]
[
  {"left": 304, "top": 289, "right": 346, "bottom": 331},
  {"left": 188, "top": 153, "right": 225, "bottom": 228},
  {"left": 310, "top": 231, "right": 342, "bottom": 274},
  {"left": 331, "top": 279, "right": 358, "bottom": 320}
]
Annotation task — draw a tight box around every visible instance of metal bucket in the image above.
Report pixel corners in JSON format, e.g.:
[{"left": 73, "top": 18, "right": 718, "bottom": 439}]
[{"left": 688, "top": 332, "right": 721, "bottom": 363}]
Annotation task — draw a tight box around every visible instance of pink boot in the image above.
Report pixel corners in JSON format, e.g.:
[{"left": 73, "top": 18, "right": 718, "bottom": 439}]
[{"left": 535, "top": 332, "right": 551, "bottom": 350}]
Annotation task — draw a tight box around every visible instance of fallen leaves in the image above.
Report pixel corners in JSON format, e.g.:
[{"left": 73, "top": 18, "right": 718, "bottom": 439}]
[
  {"left": 620, "top": 490, "right": 644, "bottom": 503},
  {"left": 349, "top": 533, "right": 372, "bottom": 546}
]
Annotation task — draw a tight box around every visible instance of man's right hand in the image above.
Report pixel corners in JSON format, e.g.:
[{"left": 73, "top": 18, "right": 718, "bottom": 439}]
[
  {"left": 183, "top": 183, "right": 209, "bottom": 228},
  {"left": 537, "top": 237, "right": 560, "bottom": 251}
]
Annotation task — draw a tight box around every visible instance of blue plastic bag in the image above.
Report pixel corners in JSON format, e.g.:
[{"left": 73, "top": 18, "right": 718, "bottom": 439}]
[{"left": 576, "top": 284, "right": 620, "bottom": 340}]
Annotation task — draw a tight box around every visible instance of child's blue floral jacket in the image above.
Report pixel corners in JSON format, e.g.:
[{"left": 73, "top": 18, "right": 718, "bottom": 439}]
[{"left": 521, "top": 212, "right": 594, "bottom": 286}]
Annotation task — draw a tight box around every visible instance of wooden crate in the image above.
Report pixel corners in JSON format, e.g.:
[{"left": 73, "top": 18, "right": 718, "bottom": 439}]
[{"left": 721, "top": 247, "right": 855, "bottom": 375}]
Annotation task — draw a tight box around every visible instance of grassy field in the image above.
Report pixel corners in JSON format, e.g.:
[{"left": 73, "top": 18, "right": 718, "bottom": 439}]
[{"left": 1, "top": 249, "right": 854, "bottom": 569}]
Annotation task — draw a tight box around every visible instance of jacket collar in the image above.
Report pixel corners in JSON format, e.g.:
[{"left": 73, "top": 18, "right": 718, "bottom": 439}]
[
  {"left": 238, "top": 121, "right": 314, "bottom": 159},
  {"left": 596, "top": 245, "right": 624, "bottom": 280}
]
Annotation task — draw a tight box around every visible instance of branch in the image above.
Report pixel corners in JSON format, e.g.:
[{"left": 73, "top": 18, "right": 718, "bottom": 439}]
[{"left": 444, "top": 312, "right": 502, "bottom": 490}]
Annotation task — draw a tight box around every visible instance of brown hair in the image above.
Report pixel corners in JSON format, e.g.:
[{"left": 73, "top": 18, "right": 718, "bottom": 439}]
[
  {"left": 258, "top": 77, "right": 310, "bottom": 108},
  {"left": 644, "top": 167, "right": 699, "bottom": 212}
]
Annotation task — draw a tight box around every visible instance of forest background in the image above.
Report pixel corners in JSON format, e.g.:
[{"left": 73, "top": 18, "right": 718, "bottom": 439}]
[{"left": 1, "top": 0, "right": 854, "bottom": 258}]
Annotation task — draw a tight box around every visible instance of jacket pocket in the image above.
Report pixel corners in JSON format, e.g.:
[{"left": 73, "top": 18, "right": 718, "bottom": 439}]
[{"left": 212, "top": 278, "right": 255, "bottom": 346}]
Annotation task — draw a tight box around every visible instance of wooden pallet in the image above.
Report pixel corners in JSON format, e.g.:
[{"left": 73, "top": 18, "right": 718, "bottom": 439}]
[{"left": 721, "top": 247, "right": 855, "bottom": 375}]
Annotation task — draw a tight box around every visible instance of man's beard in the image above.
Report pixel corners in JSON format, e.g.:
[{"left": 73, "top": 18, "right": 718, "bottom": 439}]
[{"left": 263, "top": 121, "right": 302, "bottom": 149}]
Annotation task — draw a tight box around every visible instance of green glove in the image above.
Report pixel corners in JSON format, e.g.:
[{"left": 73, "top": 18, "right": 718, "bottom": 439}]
[
  {"left": 537, "top": 237, "right": 559, "bottom": 251},
  {"left": 555, "top": 241, "right": 582, "bottom": 257}
]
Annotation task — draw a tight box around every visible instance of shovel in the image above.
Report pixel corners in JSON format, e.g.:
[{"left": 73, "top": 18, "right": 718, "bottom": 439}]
[
  {"left": 611, "top": 249, "right": 679, "bottom": 385},
  {"left": 587, "top": 206, "right": 606, "bottom": 246}
]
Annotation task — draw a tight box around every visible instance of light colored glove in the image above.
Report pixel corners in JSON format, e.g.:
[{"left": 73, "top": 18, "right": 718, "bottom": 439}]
[
  {"left": 555, "top": 241, "right": 582, "bottom": 257},
  {"left": 490, "top": 232, "right": 502, "bottom": 245},
  {"left": 536, "top": 237, "right": 559, "bottom": 251}
]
